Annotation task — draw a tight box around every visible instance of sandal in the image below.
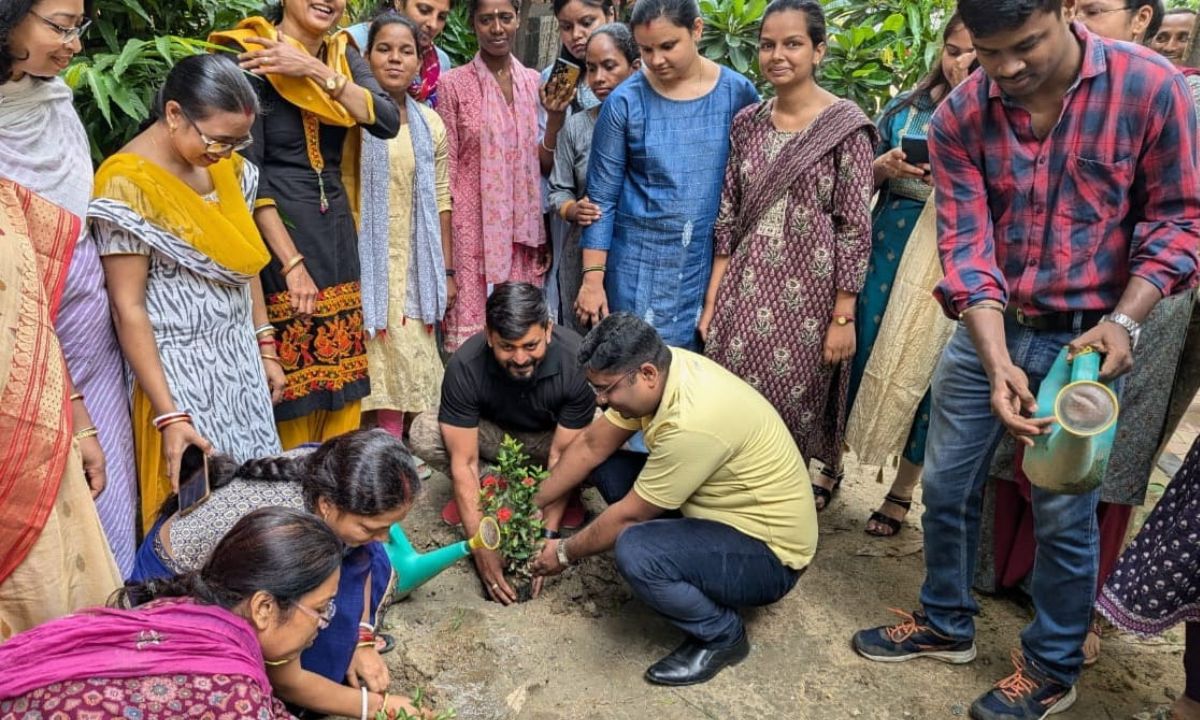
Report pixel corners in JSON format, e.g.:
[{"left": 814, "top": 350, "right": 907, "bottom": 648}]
[
  {"left": 812, "top": 466, "right": 843, "bottom": 512},
  {"left": 865, "top": 493, "right": 913, "bottom": 537},
  {"left": 374, "top": 632, "right": 397, "bottom": 655}
]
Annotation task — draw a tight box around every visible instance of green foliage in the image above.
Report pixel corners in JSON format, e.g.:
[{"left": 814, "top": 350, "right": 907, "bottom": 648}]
[
  {"left": 478, "top": 436, "right": 546, "bottom": 576},
  {"left": 699, "top": 0, "right": 769, "bottom": 86},
  {"left": 439, "top": 3, "right": 478, "bottom": 67},
  {"left": 393, "top": 687, "right": 456, "bottom": 720}
]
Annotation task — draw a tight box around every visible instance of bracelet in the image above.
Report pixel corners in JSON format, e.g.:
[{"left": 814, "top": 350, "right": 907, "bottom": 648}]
[
  {"left": 261, "top": 354, "right": 283, "bottom": 366},
  {"left": 582, "top": 265, "right": 606, "bottom": 275},
  {"left": 444, "top": 268, "right": 457, "bottom": 278},
  {"left": 356, "top": 640, "right": 375, "bottom": 649},
  {"left": 559, "top": 200, "right": 577, "bottom": 221},
  {"left": 360, "top": 686, "right": 369, "bottom": 720},
  {"left": 156, "top": 416, "right": 193, "bottom": 432},
  {"left": 961, "top": 300, "right": 1005, "bottom": 318},
  {"left": 258, "top": 338, "right": 277, "bottom": 347},
  {"left": 69, "top": 392, "right": 85, "bottom": 402},
  {"left": 281, "top": 254, "right": 306, "bottom": 277},
  {"left": 543, "top": 529, "right": 562, "bottom": 539},
  {"left": 254, "top": 323, "right": 276, "bottom": 338},
  {"left": 152, "top": 411, "right": 190, "bottom": 428},
  {"left": 74, "top": 426, "right": 98, "bottom": 440},
  {"left": 540, "top": 138, "right": 556, "bottom": 153}
]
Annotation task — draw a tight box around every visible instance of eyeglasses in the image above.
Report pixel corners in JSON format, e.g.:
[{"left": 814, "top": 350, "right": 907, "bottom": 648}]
[
  {"left": 32, "top": 12, "right": 91, "bottom": 44},
  {"left": 180, "top": 109, "right": 254, "bottom": 156},
  {"left": 293, "top": 598, "right": 337, "bottom": 630},
  {"left": 588, "top": 368, "right": 638, "bottom": 399},
  {"left": 475, "top": 11, "right": 517, "bottom": 27},
  {"left": 1075, "top": 5, "right": 1133, "bottom": 19}
]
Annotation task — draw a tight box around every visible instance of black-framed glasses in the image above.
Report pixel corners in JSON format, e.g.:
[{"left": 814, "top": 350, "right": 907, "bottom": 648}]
[
  {"left": 588, "top": 368, "right": 638, "bottom": 399},
  {"left": 180, "top": 108, "right": 254, "bottom": 156},
  {"left": 32, "top": 12, "right": 91, "bottom": 44},
  {"left": 294, "top": 598, "right": 337, "bottom": 630}
]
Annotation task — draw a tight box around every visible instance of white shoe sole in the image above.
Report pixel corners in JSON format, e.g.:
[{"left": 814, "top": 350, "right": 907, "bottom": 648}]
[
  {"left": 856, "top": 643, "right": 977, "bottom": 664},
  {"left": 1041, "top": 685, "right": 1077, "bottom": 718}
]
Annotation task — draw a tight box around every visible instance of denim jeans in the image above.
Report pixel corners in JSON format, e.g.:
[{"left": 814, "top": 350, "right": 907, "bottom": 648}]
[
  {"left": 919, "top": 316, "right": 1103, "bottom": 686},
  {"left": 591, "top": 452, "right": 803, "bottom": 647}
]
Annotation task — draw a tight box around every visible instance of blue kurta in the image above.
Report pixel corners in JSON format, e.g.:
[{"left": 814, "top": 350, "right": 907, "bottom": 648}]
[{"left": 582, "top": 67, "right": 758, "bottom": 349}]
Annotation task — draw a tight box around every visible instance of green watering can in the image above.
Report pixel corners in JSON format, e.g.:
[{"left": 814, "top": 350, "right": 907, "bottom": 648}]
[
  {"left": 385, "top": 516, "right": 501, "bottom": 599},
  {"left": 1021, "top": 347, "right": 1120, "bottom": 495}
]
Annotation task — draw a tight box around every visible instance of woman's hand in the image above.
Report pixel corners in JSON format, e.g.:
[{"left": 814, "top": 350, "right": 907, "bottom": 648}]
[
  {"left": 162, "top": 422, "right": 213, "bottom": 492},
  {"left": 570, "top": 197, "right": 602, "bottom": 227},
  {"left": 239, "top": 35, "right": 324, "bottom": 78},
  {"left": 539, "top": 81, "right": 575, "bottom": 115},
  {"left": 445, "top": 275, "right": 458, "bottom": 313},
  {"left": 285, "top": 263, "right": 319, "bottom": 317},
  {"left": 263, "top": 357, "right": 287, "bottom": 405},
  {"left": 697, "top": 303, "right": 716, "bottom": 343},
  {"left": 346, "top": 645, "right": 390, "bottom": 692},
  {"left": 873, "top": 147, "right": 927, "bottom": 187},
  {"left": 574, "top": 279, "right": 609, "bottom": 328},
  {"left": 823, "top": 322, "right": 856, "bottom": 365},
  {"left": 382, "top": 693, "right": 433, "bottom": 720},
  {"left": 535, "top": 245, "right": 553, "bottom": 275},
  {"left": 78, "top": 434, "right": 107, "bottom": 499},
  {"left": 947, "top": 50, "right": 978, "bottom": 89}
]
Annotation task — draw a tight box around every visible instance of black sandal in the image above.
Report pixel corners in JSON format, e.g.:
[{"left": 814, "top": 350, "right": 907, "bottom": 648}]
[
  {"left": 865, "top": 493, "right": 913, "bottom": 537},
  {"left": 812, "top": 466, "right": 843, "bottom": 512}
]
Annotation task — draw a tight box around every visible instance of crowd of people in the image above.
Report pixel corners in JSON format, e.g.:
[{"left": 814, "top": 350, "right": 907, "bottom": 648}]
[{"left": 2, "top": 0, "right": 1200, "bottom": 718}]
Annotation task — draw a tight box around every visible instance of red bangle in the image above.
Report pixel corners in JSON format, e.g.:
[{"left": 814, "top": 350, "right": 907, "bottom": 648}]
[{"left": 358, "top": 629, "right": 374, "bottom": 643}]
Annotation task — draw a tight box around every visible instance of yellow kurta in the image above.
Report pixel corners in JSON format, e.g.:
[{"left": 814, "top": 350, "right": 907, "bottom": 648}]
[{"left": 363, "top": 105, "right": 451, "bottom": 414}]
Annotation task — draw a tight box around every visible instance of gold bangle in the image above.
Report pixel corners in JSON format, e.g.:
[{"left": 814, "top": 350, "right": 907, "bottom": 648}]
[
  {"left": 582, "top": 265, "right": 606, "bottom": 275},
  {"left": 69, "top": 392, "right": 85, "bottom": 402},
  {"left": 74, "top": 426, "right": 98, "bottom": 440},
  {"left": 281, "top": 254, "right": 306, "bottom": 277},
  {"left": 961, "top": 301, "right": 1004, "bottom": 318},
  {"left": 156, "top": 416, "right": 193, "bottom": 432},
  {"left": 559, "top": 200, "right": 577, "bottom": 221},
  {"left": 261, "top": 354, "right": 283, "bottom": 365}
]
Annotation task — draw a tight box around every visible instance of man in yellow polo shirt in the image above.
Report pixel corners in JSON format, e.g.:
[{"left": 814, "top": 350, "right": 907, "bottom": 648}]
[{"left": 530, "top": 313, "right": 816, "bottom": 686}]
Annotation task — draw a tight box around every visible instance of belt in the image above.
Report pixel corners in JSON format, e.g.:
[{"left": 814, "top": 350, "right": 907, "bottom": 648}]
[{"left": 1005, "top": 307, "right": 1105, "bottom": 332}]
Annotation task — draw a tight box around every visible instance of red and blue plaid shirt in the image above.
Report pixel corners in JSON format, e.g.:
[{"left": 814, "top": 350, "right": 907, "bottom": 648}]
[{"left": 930, "top": 24, "right": 1200, "bottom": 319}]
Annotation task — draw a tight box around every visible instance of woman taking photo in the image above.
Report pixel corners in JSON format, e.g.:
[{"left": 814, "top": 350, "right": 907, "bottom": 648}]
[
  {"left": 348, "top": 0, "right": 454, "bottom": 107},
  {"left": 0, "top": 508, "right": 341, "bottom": 718},
  {"left": 576, "top": 0, "right": 759, "bottom": 349},
  {"left": 699, "top": 0, "right": 875, "bottom": 495},
  {"left": 93, "top": 54, "right": 285, "bottom": 531},
  {"left": 210, "top": 0, "right": 401, "bottom": 448},
  {"left": 359, "top": 13, "right": 453, "bottom": 440},
  {"left": 437, "top": 0, "right": 550, "bottom": 350},
  {"left": 547, "top": 23, "right": 639, "bottom": 334},
  {"left": 841, "top": 13, "right": 974, "bottom": 524},
  {"left": 133, "top": 429, "right": 427, "bottom": 718},
  {"left": 0, "top": 0, "right": 138, "bottom": 576}
]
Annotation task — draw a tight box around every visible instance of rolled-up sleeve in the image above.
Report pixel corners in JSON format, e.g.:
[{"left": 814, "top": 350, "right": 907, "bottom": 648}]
[
  {"left": 581, "top": 93, "right": 629, "bottom": 252},
  {"left": 929, "top": 103, "right": 1008, "bottom": 318}
]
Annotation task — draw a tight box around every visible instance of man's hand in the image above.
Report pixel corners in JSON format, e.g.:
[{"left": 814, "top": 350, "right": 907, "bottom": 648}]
[
  {"left": 989, "top": 361, "right": 1054, "bottom": 447},
  {"left": 1067, "top": 322, "right": 1134, "bottom": 380},
  {"left": 473, "top": 546, "right": 517, "bottom": 605},
  {"left": 530, "top": 539, "right": 566, "bottom": 578},
  {"left": 346, "top": 645, "right": 390, "bottom": 692}
]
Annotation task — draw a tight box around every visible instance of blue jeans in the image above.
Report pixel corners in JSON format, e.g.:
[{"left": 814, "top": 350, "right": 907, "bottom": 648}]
[
  {"left": 591, "top": 452, "right": 803, "bottom": 647},
  {"left": 919, "top": 317, "right": 1103, "bottom": 686}
]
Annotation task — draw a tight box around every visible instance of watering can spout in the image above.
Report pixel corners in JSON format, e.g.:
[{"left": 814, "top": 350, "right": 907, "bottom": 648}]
[
  {"left": 1022, "top": 347, "right": 1119, "bottom": 495},
  {"left": 385, "top": 516, "right": 501, "bottom": 599}
]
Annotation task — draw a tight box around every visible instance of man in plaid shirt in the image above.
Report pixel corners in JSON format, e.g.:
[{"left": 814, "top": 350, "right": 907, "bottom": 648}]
[{"left": 853, "top": 1, "right": 1200, "bottom": 718}]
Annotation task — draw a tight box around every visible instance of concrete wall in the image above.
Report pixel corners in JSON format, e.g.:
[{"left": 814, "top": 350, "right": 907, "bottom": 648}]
[{"left": 514, "top": 0, "right": 560, "bottom": 71}]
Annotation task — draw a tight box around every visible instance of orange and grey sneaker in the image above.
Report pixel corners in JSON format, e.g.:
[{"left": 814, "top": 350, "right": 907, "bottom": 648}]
[
  {"left": 851, "top": 608, "right": 978, "bottom": 664},
  {"left": 969, "top": 651, "right": 1077, "bottom": 720}
]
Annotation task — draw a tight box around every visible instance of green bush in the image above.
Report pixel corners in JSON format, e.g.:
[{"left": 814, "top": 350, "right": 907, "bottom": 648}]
[{"left": 439, "top": 3, "right": 478, "bottom": 67}]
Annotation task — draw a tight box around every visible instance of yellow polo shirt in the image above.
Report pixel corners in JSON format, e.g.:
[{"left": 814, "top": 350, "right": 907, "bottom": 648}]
[{"left": 606, "top": 349, "right": 817, "bottom": 569}]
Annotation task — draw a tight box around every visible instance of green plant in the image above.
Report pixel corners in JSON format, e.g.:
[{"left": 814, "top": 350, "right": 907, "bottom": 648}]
[
  {"left": 699, "top": 0, "right": 768, "bottom": 86},
  {"left": 439, "top": 2, "right": 477, "bottom": 67},
  {"left": 393, "top": 687, "right": 456, "bottom": 720},
  {"left": 478, "top": 436, "right": 546, "bottom": 576}
]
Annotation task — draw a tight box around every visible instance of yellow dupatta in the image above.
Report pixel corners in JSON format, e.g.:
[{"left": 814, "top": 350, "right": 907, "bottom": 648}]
[
  {"left": 208, "top": 16, "right": 369, "bottom": 225},
  {"left": 92, "top": 154, "right": 270, "bottom": 276}
]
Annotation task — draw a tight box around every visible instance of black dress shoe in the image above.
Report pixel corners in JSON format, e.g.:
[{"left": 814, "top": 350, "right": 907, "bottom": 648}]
[{"left": 644, "top": 631, "right": 750, "bottom": 686}]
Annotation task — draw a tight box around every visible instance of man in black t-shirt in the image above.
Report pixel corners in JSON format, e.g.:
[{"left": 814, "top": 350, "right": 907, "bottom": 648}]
[{"left": 409, "top": 282, "right": 596, "bottom": 604}]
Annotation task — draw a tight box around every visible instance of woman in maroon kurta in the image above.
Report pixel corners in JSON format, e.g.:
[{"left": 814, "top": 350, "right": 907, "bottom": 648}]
[{"left": 699, "top": 0, "right": 875, "bottom": 509}]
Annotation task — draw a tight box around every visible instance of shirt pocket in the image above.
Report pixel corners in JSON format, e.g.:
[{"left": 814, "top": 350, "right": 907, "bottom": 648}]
[{"left": 1057, "top": 153, "right": 1134, "bottom": 225}]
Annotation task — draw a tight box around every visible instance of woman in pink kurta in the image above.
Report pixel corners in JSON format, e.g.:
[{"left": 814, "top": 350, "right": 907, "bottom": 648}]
[{"left": 436, "top": 0, "right": 548, "bottom": 350}]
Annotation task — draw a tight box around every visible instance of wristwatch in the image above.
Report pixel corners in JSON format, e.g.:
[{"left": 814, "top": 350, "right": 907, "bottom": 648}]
[
  {"left": 1101, "top": 312, "right": 1141, "bottom": 348},
  {"left": 555, "top": 538, "right": 572, "bottom": 567},
  {"left": 323, "top": 73, "right": 347, "bottom": 96},
  {"left": 832, "top": 314, "right": 854, "bottom": 326}
]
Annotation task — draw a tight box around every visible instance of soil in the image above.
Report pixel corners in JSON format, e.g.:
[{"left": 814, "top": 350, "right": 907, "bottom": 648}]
[{"left": 370, "top": 457, "right": 1187, "bottom": 720}]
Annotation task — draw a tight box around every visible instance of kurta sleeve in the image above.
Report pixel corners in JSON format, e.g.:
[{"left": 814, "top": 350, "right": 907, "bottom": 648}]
[
  {"left": 347, "top": 47, "right": 401, "bottom": 140},
  {"left": 547, "top": 114, "right": 584, "bottom": 212},
  {"left": 712, "top": 114, "right": 746, "bottom": 256},
  {"left": 581, "top": 93, "right": 629, "bottom": 252},
  {"left": 437, "top": 77, "right": 461, "bottom": 189},
  {"left": 832, "top": 128, "right": 875, "bottom": 294},
  {"left": 243, "top": 97, "right": 276, "bottom": 211},
  {"left": 430, "top": 112, "right": 453, "bottom": 213}
]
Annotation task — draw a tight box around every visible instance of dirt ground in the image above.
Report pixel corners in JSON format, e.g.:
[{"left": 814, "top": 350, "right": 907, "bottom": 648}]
[{"left": 374, "top": 455, "right": 1188, "bottom": 720}]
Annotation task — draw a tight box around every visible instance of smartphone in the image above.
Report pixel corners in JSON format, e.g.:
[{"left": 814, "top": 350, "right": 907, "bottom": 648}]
[
  {"left": 901, "top": 135, "right": 931, "bottom": 171},
  {"left": 544, "top": 54, "right": 581, "bottom": 104},
  {"left": 177, "top": 444, "right": 211, "bottom": 517}
]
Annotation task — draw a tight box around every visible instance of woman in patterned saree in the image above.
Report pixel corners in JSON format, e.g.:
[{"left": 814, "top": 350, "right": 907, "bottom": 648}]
[
  {"left": 699, "top": 0, "right": 875, "bottom": 490},
  {"left": 95, "top": 55, "right": 285, "bottom": 531},
  {"left": 210, "top": 0, "right": 401, "bottom": 448},
  {"left": 0, "top": 508, "right": 342, "bottom": 719}
]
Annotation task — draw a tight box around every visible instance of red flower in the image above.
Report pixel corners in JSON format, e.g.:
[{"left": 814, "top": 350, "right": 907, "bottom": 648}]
[
  {"left": 498, "top": 478, "right": 509, "bottom": 491},
  {"left": 522, "top": 477, "right": 536, "bottom": 487},
  {"left": 496, "top": 507, "right": 513, "bottom": 524},
  {"left": 482, "top": 475, "right": 498, "bottom": 488}
]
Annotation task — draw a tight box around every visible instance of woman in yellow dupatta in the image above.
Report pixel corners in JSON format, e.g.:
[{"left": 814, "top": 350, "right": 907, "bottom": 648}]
[
  {"left": 210, "top": 2, "right": 401, "bottom": 449},
  {"left": 92, "top": 55, "right": 284, "bottom": 530},
  {"left": 0, "top": 179, "right": 122, "bottom": 638}
]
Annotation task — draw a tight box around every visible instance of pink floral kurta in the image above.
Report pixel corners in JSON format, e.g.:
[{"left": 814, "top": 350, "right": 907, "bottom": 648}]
[
  {"left": 437, "top": 57, "right": 545, "bottom": 350},
  {"left": 705, "top": 100, "right": 876, "bottom": 469}
]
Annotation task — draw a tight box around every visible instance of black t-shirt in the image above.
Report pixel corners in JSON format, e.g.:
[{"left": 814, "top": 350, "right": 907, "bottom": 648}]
[{"left": 438, "top": 328, "right": 596, "bottom": 432}]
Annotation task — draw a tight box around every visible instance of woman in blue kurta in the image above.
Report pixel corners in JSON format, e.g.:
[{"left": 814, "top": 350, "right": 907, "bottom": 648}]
[{"left": 574, "top": 0, "right": 758, "bottom": 350}]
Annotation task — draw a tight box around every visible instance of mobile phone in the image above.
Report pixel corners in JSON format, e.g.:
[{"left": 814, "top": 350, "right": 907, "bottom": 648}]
[
  {"left": 177, "top": 444, "right": 211, "bottom": 517},
  {"left": 901, "top": 135, "right": 931, "bottom": 171},
  {"left": 544, "top": 54, "right": 581, "bottom": 103}
]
